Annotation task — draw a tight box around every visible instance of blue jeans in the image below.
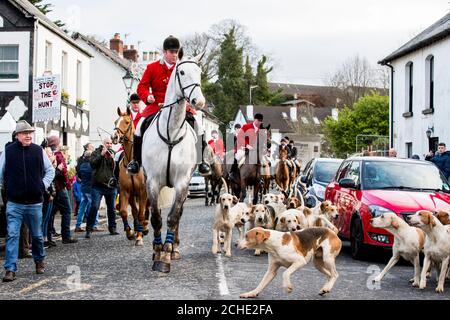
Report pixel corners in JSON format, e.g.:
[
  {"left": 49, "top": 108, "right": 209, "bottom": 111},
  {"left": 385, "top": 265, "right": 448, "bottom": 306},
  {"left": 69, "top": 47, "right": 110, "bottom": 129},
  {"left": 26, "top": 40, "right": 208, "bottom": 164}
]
[
  {"left": 4, "top": 202, "right": 45, "bottom": 272},
  {"left": 51, "top": 189, "right": 73, "bottom": 240},
  {"left": 76, "top": 191, "right": 91, "bottom": 228},
  {"left": 87, "top": 185, "right": 117, "bottom": 231},
  {"left": 42, "top": 200, "right": 53, "bottom": 239}
]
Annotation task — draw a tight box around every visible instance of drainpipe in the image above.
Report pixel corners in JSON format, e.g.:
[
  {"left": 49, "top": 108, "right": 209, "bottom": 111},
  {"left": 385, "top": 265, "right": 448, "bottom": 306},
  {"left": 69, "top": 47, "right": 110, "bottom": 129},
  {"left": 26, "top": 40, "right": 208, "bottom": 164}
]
[{"left": 381, "top": 62, "right": 394, "bottom": 148}]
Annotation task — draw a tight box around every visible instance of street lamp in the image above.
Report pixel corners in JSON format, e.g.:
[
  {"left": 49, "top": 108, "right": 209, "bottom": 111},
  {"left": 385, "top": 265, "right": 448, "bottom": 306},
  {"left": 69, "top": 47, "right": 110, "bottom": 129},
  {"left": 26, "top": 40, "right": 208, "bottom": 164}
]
[
  {"left": 249, "top": 85, "right": 258, "bottom": 105},
  {"left": 426, "top": 126, "right": 434, "bottom": 139},
  {"left": 122, "top": 69, "right": 135, "bottom": 101}
]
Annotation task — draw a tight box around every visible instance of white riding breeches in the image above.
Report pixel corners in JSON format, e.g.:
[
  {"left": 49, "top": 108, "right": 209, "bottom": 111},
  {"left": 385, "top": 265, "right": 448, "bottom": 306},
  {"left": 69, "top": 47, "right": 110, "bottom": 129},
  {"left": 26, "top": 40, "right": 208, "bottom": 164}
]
[{"left": 135, "top": 117, "right": 145, "bottom": 137}]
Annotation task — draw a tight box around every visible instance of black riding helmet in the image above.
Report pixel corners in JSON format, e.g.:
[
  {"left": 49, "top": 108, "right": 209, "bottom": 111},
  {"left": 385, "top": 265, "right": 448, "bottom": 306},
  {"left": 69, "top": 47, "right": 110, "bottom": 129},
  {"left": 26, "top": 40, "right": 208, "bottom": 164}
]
[{"left": 163, "top": 36, "right": 180, "bottom": 51}]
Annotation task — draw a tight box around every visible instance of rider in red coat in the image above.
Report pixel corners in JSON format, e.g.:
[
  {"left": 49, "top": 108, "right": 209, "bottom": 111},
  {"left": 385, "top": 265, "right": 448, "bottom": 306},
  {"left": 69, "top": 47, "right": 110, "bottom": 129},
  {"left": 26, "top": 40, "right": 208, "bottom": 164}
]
[
  {"left": 127, "top": 36, "right": 210, "bottom": 175},
  {"left": 208, "top": 130, "right": 225, "bottom": 160}
]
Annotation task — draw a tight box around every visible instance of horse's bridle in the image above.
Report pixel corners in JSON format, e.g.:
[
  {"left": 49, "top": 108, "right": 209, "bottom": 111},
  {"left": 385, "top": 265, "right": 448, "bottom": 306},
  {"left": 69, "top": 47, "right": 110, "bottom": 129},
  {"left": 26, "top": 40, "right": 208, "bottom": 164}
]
[
  {"left": 155, "top": 59, "right": 202, "bottom": 188},
  {"left": 113, "top": 119, "right": 134, "bottom": 145}
]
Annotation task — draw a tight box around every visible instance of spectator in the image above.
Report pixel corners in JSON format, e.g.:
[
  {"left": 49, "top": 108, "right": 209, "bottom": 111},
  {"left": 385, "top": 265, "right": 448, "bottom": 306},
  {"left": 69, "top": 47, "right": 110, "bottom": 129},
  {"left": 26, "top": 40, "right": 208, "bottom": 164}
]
[
  {"left": 388, "top": 148, "right": 397, "bottom": 157},
  {"left": 42, "top": 147, "right": 57, "bottom": 248},
  {"left": 47, "top": 136, "right": 78, "bottom": 244},
  {"left": 72, "top": 177, "right": 81, "bottom": 215},
  {"left": 0, "top": 121, "right": 55, "bottom": 282},
  {"left": 427, "top": 143, "right": 450, "bottom": 180},
  {"left": 85, "top": 137, "right": 119, "bottom": 238},
  {"left": 75, "top": 146, "right": 96, "bottom": 233}
]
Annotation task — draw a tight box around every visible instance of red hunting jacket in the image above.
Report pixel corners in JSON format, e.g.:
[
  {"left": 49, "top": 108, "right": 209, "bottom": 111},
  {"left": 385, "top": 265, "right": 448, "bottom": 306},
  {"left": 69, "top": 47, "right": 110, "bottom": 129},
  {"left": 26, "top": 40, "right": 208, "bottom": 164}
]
[
  {"left": 208, "top": 139, "right": 225, "bottom": 159},
  {"left": 137, "top": 59, "right": 175, "bottom": 118},
  {"left": 236, "top": 122, "right": 260, "bottom": 152}
]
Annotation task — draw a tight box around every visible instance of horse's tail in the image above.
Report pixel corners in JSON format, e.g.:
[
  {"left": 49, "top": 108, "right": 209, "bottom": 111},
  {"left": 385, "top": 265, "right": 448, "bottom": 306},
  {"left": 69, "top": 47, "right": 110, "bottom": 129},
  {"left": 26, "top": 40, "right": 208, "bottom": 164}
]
[{"left": 221, "top": 177, "right": 229, "bottom": 194}]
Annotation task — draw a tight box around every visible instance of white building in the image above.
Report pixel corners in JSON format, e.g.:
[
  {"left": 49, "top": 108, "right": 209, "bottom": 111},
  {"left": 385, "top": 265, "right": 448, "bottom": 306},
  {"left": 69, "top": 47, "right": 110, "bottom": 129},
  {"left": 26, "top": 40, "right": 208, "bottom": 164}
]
[
  {"left": 72, "top": 33, "right": 143, "bottom": 148},
  {"left": 379, "top": 12, "right": 450, "bottom": 159},
  {"left": 0, "top": 0, "right": 92, "bottom": 162}
]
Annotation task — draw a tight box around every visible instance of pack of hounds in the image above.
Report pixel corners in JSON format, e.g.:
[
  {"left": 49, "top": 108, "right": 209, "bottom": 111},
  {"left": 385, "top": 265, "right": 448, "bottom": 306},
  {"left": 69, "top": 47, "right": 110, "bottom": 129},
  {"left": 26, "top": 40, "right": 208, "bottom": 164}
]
[{"left": 212, "top": 191, "right": 450, "bottom": 297}]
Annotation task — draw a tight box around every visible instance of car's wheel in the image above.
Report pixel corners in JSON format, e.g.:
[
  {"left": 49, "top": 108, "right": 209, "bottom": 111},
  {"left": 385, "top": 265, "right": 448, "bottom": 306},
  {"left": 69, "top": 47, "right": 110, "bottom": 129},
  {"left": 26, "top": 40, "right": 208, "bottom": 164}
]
[{"left": 350, "top": 216, "right": 367, "bottom": 260}]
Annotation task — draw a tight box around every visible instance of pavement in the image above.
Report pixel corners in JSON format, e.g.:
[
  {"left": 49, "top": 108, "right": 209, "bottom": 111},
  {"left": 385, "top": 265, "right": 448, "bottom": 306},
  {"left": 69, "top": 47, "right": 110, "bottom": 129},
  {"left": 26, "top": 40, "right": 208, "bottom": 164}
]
[{"left": 0, "top": 197, "right": 449, "bottom": 300}]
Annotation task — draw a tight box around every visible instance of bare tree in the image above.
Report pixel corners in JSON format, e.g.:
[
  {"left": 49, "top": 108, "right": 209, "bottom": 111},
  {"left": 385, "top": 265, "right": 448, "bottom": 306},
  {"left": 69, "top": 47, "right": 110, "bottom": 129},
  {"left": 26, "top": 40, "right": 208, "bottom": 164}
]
[
  {"left": 182, "top": 32, "right": 219, "bottom": 83},
  {"left": 328, "top": 55, "right": 378, "bottom": 107}
]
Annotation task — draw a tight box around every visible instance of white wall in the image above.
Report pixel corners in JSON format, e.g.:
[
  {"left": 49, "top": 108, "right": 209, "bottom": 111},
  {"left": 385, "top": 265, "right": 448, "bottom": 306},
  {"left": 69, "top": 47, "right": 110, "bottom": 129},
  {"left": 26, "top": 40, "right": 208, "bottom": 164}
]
[
  {"left": 391, "top": 37, "right": 450, "bottom": 159},
  {"left": 74, "top": 38, "right": 136, "bottom": 148},
  {"left": 34, "top": 24, "right": 90, "bottom": 164},
  {"left": 0, "top": 31, "right": 30, "bottom": 92}
]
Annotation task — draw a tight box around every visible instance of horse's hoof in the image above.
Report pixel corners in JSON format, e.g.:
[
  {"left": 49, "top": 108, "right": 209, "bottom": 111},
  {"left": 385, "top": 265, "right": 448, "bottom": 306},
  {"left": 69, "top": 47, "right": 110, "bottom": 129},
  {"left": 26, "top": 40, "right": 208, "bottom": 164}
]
[
  {"left": 171, "top": 251, "right": 181, "bottom": 260},
  {"left": 143, "top": 229, "right": 149, "bottom": 236},
  {"left": 135, "top": 239, "right": 144, "bottom": 246},
  {"left": 152, "top": 261, "right": 170, "bottom": 273}
]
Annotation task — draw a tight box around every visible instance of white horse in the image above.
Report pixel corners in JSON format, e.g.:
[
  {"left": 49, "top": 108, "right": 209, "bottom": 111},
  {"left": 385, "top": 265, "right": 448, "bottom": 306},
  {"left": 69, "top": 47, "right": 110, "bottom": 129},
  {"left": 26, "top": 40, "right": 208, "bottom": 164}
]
[{"left": 142, "top": 49, "right": 205, "bottom": 273}]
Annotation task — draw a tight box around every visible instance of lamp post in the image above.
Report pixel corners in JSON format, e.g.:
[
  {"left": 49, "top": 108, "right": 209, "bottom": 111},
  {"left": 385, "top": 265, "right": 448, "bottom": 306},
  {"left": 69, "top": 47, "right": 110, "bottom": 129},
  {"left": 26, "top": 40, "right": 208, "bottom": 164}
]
[
  {"left": 249, "top": 85, "right": 258, "bottom": 105},
  {"left": 122, "top": 69, "right": 135, "bottom": 103}
]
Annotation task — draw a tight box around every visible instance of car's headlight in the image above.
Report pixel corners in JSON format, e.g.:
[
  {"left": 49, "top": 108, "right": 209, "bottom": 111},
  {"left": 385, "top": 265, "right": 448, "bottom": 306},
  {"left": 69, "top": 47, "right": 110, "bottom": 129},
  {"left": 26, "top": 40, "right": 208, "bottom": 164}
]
[
  {"left": 369, "top": 205, "right": 394, "bottom": 218},
  {"left": 313, "top": 183, "right": 326, "bottom": 199}
]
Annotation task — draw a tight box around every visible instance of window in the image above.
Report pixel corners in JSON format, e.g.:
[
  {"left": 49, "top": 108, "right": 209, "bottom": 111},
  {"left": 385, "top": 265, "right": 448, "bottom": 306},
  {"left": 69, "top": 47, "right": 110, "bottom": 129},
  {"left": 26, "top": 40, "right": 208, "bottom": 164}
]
[
  {"left": 282, "top": 112, "right": 288, "bottom": 119},
  {"left": 301, "top": 116, "right": 309, "bottom": 124},
  {"left": 61, "top": 51, "right": 68, "bottom": 90},
  {"left": 45, "top": 41, "right": 52, "bottom": 71},
  {"left": 344, "top": 161, "right": 360, "bottom": 185},
  {"left": 0, "top": 16, "right": 4, "bottom": 28},
  {"left": 425, "top": 55, "right": 434, "bottom": 110},
  {"left": 337, "top": 161, "right": 352, "bottom": 182},
  {"left": 313, "top": 117, "right": 320, "bottom": 125},
  {"left": 0, "top": 45, "right": 19, "bottom": 79},
  {"left": 405, "top": 62, "right": 413, "bottom": 113},
  {"left": 76, "top": 60, "right": 82, "bottom": 100},
  {"left": 406, "top": 142, "right": 412, "bottom": 158}
]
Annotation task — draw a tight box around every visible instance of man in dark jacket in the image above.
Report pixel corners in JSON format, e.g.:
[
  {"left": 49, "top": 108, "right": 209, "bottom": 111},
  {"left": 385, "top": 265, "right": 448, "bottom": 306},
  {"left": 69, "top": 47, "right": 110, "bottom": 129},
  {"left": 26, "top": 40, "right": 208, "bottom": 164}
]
[
  {"left": 0, "top": 121, "right": 55, "bottom": 282},
  {"left": 85, "top": 137, "right": 119, "bottom": 238},
  {"left": 75, "top": 146, "right": 94, "bottom": 232},
  {"left": 427, "top": 142, "right": 450, "bottom": 180}
]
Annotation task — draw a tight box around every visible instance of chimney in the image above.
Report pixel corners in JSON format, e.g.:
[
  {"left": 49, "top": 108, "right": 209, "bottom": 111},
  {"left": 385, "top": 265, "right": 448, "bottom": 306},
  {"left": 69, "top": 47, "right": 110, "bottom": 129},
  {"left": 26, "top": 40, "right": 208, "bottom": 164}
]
[
  {"left": 246, "top": 105, "right": 254, "bottom": 121},
  {"left": 124, "top": 45, "right": 139, "bottom": 62},
  {"left": 290, "top": 107, "right": 297, "bottom": 122},
  {"left": 110, "top": 33, "right": 124, "bottom": 57}
]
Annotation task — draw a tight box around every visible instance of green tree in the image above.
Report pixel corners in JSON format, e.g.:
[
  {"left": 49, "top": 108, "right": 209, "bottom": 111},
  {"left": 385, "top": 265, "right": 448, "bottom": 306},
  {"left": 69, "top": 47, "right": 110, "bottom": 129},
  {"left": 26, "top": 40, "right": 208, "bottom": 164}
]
[
  {"left": 322, "top": 93, "right": 389, "bottom": 158},
  {"left": 208, "top": 27, "right": 246, "bottom": 132},
  {"left": 29, "top": 0, "right": 65, "bottom": 27}
]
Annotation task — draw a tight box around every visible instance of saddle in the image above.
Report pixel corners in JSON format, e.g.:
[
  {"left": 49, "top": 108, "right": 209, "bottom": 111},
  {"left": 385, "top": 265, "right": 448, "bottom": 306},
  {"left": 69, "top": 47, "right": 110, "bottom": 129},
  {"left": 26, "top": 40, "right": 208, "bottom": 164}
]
[{"left": 139, "top": 112, "right": 196, "bottom": 137}]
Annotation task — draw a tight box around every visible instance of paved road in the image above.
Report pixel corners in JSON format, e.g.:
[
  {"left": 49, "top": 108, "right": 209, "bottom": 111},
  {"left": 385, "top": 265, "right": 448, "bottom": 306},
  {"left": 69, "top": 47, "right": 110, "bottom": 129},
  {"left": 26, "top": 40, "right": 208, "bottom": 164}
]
[{"left": 0, "top": 197, "right": 449, "bottom": 300}]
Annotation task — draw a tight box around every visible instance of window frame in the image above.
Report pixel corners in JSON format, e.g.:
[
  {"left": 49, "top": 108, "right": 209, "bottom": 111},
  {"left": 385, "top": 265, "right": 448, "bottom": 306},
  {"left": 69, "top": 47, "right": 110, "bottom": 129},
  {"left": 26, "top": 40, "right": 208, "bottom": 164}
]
[{"left": 0, "top": 44, "right": 19, "bottom": 80}]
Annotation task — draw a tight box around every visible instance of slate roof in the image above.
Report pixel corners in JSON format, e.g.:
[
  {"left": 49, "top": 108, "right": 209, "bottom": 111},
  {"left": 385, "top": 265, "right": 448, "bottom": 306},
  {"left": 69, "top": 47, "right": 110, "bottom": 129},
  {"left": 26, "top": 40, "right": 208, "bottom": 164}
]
[{"left": 379, "top": 11, "right": 450, "bottom": 64}]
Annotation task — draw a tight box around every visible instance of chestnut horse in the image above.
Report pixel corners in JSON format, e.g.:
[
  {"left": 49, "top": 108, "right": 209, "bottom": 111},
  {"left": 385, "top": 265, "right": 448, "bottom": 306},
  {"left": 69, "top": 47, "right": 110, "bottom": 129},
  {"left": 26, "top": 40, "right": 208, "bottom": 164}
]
[
  {"left": 275, "top": 146, "right": 291, "bottom": 198},
  {"left": 202, "top": 144, "right": 227, "bottom": 206},
  {"left": 112, "top": 107, "right": 150, "bottom": 246}
]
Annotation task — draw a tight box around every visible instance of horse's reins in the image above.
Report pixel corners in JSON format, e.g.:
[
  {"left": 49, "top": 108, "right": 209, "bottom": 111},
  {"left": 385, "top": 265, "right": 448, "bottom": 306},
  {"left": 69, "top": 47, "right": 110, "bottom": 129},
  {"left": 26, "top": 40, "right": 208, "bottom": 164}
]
[{"left": 155, "top": 60, "right": 201, "bottom": 188}]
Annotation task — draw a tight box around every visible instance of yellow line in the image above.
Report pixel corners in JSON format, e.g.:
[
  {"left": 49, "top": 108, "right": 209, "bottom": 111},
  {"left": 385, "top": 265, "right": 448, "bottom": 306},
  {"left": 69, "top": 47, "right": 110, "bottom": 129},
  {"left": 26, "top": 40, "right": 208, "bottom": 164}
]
[{"left": 19, "top": 278, "right": 53, "bottom": 294}]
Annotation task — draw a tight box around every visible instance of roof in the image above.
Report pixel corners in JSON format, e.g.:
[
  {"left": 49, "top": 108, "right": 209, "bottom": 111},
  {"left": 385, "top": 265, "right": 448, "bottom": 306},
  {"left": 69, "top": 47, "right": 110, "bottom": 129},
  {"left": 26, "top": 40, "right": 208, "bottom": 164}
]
[
  {"left": 346, "top": 156, "right": 432, "bottom": 165},
  {"left": 280, "top": 99, "right": 316, "bottom": 106},
  {"left": 8, "top": 0, "right": 92, "bottom": 57},
  {"left": 237, "top": 105, "right": 334, "bottom": 133},
  {"left": 72, "top": 33, "right": 131, "bottom": 70},
  {"left": 269, "top": 82, "right": 342, "bottom": 108},
  {"left": 379, "top": 11, "right": 450, "bottom": 64}
]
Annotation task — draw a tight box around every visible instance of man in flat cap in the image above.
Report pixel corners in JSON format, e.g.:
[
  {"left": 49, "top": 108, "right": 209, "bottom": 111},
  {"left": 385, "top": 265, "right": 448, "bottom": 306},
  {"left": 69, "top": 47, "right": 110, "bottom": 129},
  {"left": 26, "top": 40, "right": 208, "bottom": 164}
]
[{"left": 0, "top": 121, "right": 55, "bottom": 282}]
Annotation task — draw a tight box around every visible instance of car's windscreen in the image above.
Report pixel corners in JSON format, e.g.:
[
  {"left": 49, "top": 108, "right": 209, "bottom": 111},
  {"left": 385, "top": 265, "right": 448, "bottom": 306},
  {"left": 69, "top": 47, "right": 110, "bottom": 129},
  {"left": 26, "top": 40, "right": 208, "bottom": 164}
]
[
  {"left": 362, "top": 161, "right": 450, "bottom": 192},
  {"left": 192, "top": 170, "right": 201, "bottom": 177},
  {"left": 314, "top": 161, "right": 342, "bottom": 184}
]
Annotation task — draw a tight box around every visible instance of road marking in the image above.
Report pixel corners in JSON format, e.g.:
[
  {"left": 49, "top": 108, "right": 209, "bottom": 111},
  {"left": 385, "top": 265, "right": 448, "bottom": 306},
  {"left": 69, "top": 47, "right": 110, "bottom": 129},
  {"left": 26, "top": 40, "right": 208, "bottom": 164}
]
[
  {"left": 215, "top": 253, "right": 230, "bottom": 296},
  {"left": 19, "top": 278, "right": 55, "bottom": 294}
]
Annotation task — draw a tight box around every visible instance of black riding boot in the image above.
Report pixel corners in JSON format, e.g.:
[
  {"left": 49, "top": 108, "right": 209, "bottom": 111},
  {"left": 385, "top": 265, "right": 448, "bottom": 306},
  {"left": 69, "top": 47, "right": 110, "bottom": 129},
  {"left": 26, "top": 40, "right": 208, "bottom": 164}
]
[
  {"left": 198, "top": 135, "right": 211, "bottom": 175},
  {"left": 127, "top": 135, "right": 142, "bottom": 175},
  {"left": 229, "top": 160, "right": 239, "bottom": 183}
]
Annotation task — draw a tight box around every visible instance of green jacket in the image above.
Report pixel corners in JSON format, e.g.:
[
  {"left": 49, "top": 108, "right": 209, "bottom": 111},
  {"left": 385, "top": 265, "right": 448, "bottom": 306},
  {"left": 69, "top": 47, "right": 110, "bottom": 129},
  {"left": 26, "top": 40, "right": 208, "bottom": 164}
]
[{"left": 90, "top": 146, "right": 116, "bottom": 188}]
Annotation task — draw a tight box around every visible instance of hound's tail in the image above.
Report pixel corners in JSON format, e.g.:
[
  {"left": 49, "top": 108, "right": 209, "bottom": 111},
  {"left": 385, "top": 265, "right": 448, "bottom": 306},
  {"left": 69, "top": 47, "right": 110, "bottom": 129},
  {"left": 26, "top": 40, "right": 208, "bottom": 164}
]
[{"left": 221, "top": 177, "right": 229, "bottom": 194}]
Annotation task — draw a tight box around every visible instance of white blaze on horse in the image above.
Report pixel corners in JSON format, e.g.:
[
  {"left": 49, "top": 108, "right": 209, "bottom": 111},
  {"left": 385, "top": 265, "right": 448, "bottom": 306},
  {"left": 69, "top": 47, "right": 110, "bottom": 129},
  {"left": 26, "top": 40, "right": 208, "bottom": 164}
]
[{"left": 141, "top": 49, "right": 206, "bottom": 273}]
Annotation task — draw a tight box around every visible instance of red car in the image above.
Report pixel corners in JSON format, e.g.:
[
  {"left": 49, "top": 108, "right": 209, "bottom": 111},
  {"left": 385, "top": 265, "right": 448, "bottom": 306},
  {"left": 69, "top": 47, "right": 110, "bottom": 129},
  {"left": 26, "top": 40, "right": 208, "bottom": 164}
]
[{"left": 325, "top": 156, "right": 450, "bottom": 259}]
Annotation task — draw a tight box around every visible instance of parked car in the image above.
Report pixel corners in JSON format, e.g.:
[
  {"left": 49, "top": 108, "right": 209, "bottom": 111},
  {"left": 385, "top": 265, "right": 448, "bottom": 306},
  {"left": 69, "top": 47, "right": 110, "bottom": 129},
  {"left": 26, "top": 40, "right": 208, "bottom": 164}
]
[
  {"left": 188, "top": 170, "right": 206, "bottom": 197},
  {"left": 325, "top": 156, "right": 450, "bottom": 259},
  {"left": 299, "top": 158, "right": 344, "bottom": 201}
]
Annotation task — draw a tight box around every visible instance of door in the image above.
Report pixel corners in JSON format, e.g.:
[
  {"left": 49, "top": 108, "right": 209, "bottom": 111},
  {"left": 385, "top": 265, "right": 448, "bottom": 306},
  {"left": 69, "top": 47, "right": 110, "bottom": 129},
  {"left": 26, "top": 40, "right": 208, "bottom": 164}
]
[{"left": 429, "top": 137, "right": 439, "bottom": 154}]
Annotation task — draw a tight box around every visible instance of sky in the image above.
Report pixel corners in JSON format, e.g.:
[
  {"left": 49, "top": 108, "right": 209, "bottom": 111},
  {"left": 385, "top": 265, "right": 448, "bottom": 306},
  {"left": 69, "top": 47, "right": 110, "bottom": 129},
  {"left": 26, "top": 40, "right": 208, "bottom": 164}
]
[{"left": 48, "top": 0, "right": 450, "bottom": 86}]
